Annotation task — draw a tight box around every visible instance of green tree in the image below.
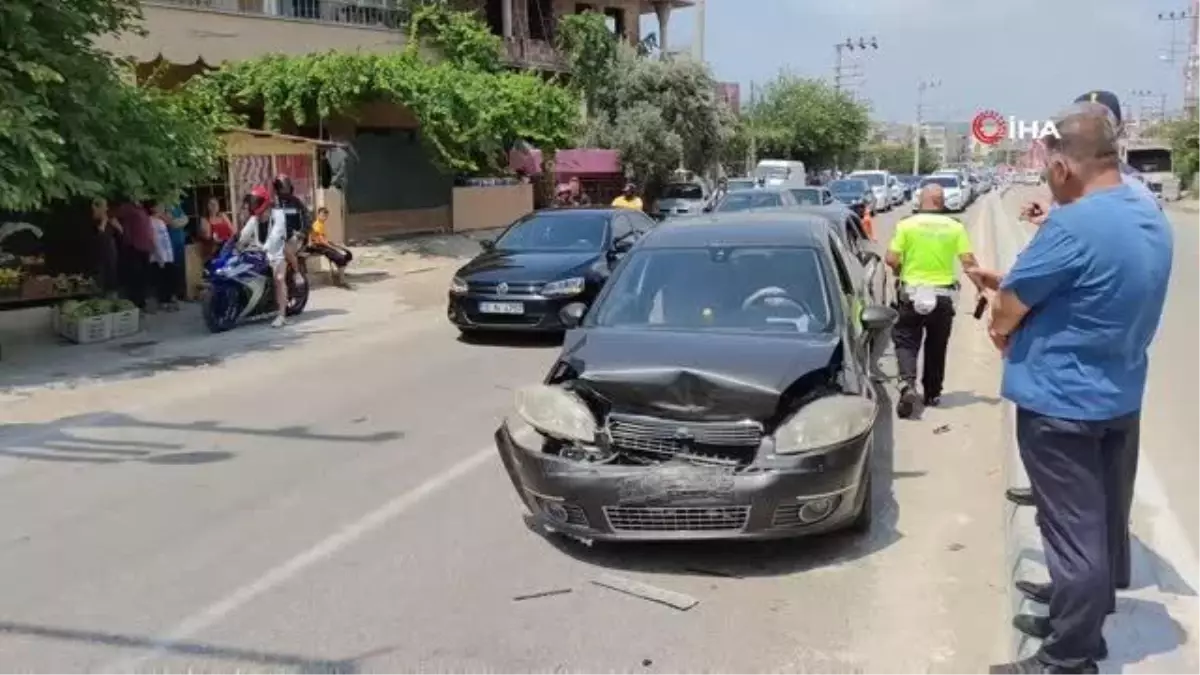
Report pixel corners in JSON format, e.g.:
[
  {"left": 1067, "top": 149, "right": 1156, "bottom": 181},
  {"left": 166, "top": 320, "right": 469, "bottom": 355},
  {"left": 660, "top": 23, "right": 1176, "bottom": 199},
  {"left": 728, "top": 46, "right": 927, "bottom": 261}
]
[
  {"left": 745, "top": 74, "right": 870, "bottom": 170},
  {"left": 557, "top": 11, "right": 619, "bottom": 115},
  {"left": 0, "top": 0, "right": 229, "bottom": 211},
  {"left": 191, "top": 10, "right": 579, "bottom": 176},
  {"left": 858, "top": 138, "right": 937, "bottom": 174},
  {"left": 1143, "top": 117, "right": 1199, "bottom": 188}
]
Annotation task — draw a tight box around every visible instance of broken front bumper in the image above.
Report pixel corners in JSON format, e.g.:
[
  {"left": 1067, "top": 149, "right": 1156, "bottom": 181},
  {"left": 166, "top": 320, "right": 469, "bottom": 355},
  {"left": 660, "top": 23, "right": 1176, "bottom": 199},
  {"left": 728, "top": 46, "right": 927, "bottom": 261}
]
[{"left": 494, "top": 420, "right": 873, "bottom": 542}]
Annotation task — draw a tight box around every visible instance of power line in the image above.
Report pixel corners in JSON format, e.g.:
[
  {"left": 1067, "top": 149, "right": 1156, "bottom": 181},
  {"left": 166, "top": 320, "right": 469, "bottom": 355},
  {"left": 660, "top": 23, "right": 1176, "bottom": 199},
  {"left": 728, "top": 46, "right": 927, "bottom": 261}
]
[
  {"left": 913, "top": 78, "right": 941, "bottom": 174},
  {"left": 1157, "top": 5, "right": 1199, "bottom": 117},
  {"left": 833, "top": 36, "right": 879, "bottom": 96}
]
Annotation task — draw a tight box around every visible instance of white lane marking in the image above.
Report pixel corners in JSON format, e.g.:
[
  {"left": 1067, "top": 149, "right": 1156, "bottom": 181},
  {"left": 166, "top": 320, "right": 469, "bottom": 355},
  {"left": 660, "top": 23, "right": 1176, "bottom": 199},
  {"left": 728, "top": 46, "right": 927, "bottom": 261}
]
[{"left": 102, "top": 446, "right": 498, "bottom": 673}]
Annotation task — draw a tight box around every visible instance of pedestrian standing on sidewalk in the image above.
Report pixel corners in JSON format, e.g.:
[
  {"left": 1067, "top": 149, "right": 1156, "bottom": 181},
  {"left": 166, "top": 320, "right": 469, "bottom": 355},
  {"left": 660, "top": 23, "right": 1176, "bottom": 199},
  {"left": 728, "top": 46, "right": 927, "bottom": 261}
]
[
  {"left": 91, "top": 198, "right": 122, "bottom": 298},
  {"left": 148, "top": 204, "right": 180, "bottom": 313},
  {"left": 885, "top": 183, "right": 984, "bottom": 418},
  {"left": 112, "top": 199, "right": 154, "bottom": 310},
  {"left": 983, "top": 106, "right": 1172, "bottom": 675}
]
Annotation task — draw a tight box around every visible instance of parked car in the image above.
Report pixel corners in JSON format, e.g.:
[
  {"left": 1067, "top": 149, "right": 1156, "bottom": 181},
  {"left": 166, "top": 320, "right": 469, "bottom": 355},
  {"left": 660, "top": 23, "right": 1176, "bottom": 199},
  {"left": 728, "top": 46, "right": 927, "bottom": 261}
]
[
  {"left": 886, "top": 175, "right": 906, "bottom": 207},
  {"left": 847, "top": 170, "right": 892, "bottom": 212},
  {"left": 912, "top": 174, "right": 967, "bottom": 213},
  {"left": 654, "top": 181, "right": 711, "bottom": 219},
  {"left": 788, "top": 186, "right": 836, "bottom": 206},
  {"left": 827, "top": 178, "right": 874, "bottom": 218},
  {"left": 495, "top": 213, "right": 898, "bottom": 541},
  {"left": 788, "top": 204, "right": 889, "bottom": 307},
  {"left": 447, "top": 207, "right": 656, "bottom": 337},
  {"left": 712, "top": 188, "right": 799, "bottom": 212}
]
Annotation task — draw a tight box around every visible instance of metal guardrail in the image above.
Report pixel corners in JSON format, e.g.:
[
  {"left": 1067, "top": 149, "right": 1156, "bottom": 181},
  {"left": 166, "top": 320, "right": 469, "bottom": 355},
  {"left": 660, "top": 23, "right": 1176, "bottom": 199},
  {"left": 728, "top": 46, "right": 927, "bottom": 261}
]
[{"left": 148, "top": 0, "right": 409, "bottom": 30}]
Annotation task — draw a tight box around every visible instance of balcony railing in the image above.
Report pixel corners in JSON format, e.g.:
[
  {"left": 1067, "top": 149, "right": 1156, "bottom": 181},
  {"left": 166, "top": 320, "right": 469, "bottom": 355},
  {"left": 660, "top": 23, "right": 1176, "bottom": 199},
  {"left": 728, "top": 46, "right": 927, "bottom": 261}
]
[
  {"left": 147, "top": 0, "right": 410, "bottom": 30},
  {"left": 502, "top": 38, "right": 568, "bottom": 72}
]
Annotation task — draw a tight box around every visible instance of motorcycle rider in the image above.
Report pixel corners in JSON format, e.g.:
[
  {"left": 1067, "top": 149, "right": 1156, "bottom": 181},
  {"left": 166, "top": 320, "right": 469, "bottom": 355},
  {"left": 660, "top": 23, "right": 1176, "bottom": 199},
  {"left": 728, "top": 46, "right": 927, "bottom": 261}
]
[
  {"left": 271, "top": 174, "right": 312, "bottom": 288},
  {"left": 236, "top": 184, "right": 291, "bottom": 327}
]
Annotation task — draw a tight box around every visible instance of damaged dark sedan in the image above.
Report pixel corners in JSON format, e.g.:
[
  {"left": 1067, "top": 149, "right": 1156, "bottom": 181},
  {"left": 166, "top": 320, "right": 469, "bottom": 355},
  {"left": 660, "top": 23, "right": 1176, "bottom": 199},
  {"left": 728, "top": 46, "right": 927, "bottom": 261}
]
[{"left": 495, "top": 214, "right": 899, "bottom": 542}]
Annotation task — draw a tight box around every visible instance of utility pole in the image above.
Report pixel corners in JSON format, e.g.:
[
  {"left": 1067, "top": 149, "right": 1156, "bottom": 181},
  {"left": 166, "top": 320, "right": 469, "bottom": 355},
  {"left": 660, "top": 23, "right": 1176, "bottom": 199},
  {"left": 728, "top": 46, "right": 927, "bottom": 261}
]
[
  {"left": 913, "top": 78, "right": 941, "bottom": 175},
  {"left": 693, "top": 0, "right": 706, "bottom": 63},
  {"left": 833, "top": 36, "right": 878, "bottom": 97},
  {"left": 747, "top": 81, "right": 758, "bottom": 173},
  {"left": 1158, "top": 5, "right": 1199, "bottom": 118}
]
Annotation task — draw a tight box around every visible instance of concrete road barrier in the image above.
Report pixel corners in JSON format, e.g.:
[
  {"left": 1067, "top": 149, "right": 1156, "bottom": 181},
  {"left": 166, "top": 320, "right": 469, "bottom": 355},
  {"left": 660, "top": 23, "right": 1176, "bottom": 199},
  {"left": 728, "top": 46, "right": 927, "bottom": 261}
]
[{"left": 977, "top": 192, "right": 1042, "bottom": 660}]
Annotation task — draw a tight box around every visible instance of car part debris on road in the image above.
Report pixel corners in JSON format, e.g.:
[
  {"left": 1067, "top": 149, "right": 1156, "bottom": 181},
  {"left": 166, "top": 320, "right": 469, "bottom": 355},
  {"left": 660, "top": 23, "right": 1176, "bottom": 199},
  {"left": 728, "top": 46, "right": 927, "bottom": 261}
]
[{"left": 591, "top": 574, "right": 699, "bottom": 611}]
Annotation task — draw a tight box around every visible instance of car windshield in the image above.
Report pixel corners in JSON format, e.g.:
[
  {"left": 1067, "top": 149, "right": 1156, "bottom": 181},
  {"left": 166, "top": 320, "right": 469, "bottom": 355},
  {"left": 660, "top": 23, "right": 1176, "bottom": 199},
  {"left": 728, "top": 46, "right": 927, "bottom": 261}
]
[
  {"left": 851, "top": 173, "right": 884, "bottom": 187},
  {"left": 590, "top": 246, "right": 833, "bottom": 335},
  {"left": 790, "top": 188, "right": 822, "bottom": 205},
  {"left": 493, "top": 212, "right": 608, "bottom": 252},
  {"left": 661, "top": 183, "right": 705, "bottom": 199},
  {"left": 922, "top": 175, "right": 960, "bottom": 188},
  {"left": 726, "top": 179, "right": 757, "bottom": 191},
  {"left": 716, "top": 191, "right": 784, "bottom": 212},
  {"left": 829, "top": 179, "right": 867, "bottom": 195}
]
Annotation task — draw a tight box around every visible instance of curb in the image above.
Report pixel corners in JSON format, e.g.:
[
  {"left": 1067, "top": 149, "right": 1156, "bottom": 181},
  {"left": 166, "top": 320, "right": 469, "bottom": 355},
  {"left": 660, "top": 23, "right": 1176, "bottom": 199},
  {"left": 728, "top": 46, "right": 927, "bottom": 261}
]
[{"left": 979, "top": 192, "right": 1045, "bottom": 659}]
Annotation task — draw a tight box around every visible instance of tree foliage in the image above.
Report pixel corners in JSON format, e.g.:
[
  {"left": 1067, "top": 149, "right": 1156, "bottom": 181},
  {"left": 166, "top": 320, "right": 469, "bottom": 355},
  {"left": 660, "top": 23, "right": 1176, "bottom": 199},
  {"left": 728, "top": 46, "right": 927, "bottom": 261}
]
[
  {"left": 0, "top": 0, "right": 230, "bottom": 211},
  {"left": 746, "top": 74, "right": 870, "bottom": 170},
  {"left": 858, "top": 138, "right": 938, "bottom": 174},
  {"left": 558, "top": 14, "right": 735, "bottom": 192},
  {"left": 191, "top": 6, "right": 578, "bottom": 175}
]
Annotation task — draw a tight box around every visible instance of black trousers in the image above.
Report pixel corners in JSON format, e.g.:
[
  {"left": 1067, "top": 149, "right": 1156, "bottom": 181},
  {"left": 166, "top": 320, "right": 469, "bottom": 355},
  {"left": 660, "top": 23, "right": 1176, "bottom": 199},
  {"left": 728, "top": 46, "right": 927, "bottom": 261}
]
[
  {"left": 120, "top": 247, "right": 151, "bottom": 310},
  {"left": 309, "top": 242, "right": 353, "bottom": 269},
  {"left": 152, "top": 262, "right": 179, "bottom": 304},
  {"left": 890, "top": 296, "right": 954, "bottom": 397},
  {"left": 1017, "top": 408, "right": 1140, "bottom": 669}
]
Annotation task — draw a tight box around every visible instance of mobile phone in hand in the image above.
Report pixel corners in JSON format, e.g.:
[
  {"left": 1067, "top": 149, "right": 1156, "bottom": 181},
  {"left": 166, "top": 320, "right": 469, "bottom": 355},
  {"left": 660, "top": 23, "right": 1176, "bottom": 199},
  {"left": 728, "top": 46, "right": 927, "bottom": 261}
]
[{"left": 973, "top": 295, "right": 989, "bottom": 320}]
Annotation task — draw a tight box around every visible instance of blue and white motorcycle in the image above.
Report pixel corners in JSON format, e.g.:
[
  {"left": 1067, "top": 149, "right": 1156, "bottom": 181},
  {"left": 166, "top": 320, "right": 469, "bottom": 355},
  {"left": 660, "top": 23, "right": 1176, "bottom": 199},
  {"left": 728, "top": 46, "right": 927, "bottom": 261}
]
[{"left": 202, "top": 242, "right": 309, "bottom": 333}]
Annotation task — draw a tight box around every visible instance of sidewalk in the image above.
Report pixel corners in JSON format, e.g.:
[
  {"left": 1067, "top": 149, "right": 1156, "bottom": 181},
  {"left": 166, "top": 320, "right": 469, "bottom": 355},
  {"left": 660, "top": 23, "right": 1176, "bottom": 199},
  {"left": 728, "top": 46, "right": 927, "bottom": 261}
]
[{"left": 0, "top": 234, "right": 482, "bottom": 402}]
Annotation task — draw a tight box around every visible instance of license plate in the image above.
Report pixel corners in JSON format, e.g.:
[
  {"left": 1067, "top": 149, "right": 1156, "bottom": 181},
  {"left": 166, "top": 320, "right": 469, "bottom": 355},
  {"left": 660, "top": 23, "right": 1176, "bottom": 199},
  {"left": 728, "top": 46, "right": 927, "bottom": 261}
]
[{"left": 479, "top": 301, "right": 524, "bottom": 314}]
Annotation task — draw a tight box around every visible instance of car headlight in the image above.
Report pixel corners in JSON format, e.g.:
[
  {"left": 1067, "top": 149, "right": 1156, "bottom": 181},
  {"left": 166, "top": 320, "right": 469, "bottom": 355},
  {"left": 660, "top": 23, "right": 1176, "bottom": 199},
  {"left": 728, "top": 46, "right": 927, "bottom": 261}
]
[
  {"left": 774, "top": 395, "right": 876, "bottom": 455},
  {"left": 450, "top": 276, "right": 468, "bottom": 294},
  {"left": 541, "top": 276, "right": 585, "bottom": 297},
  {"left": 514, "top": 385, "right": 597, "bottom": 442}
]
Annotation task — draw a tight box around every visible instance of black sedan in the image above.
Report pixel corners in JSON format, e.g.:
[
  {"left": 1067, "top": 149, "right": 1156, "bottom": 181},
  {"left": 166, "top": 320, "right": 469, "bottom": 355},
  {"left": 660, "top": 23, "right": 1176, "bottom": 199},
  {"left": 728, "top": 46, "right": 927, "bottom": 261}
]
[
  {"left": 448, "top": 207, "right": 655, "bottom": 336},
  {"left": 495, "top": 213, "right": 898, "bottom": 542},
  {"left": 827, "top": 178, "right": 873, "bottom": 218}
]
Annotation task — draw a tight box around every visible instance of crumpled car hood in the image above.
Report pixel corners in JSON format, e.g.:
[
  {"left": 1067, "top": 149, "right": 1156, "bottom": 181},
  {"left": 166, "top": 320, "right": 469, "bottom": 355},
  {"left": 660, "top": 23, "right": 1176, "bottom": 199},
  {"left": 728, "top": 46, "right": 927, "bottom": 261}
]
[{"left": 559, "top": 328, "right": 841, "bottom": 421}]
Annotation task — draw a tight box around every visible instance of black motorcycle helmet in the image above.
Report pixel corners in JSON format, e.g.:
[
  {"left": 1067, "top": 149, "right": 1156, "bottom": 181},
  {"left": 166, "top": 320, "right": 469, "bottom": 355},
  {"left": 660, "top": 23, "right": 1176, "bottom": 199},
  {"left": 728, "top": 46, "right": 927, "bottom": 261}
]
[{"left": 272, "top": 174, "right": 294, "bottom": 198}]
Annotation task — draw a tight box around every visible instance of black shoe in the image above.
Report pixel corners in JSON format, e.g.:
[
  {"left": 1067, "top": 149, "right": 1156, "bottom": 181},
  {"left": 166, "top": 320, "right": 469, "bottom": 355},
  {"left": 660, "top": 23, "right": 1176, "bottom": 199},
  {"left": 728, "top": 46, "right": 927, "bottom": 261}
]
[
  {"left": 1016, "top": 579, "right": 1052, "bottom": 604},
  {"left": 989, "top": 655, "right": 1098, "bottom": 674},
  {"left": 896, "top": 386, "right": 921, "bottom": 419},
  {"left": 924, "top": 393, "right": 940, "bottom": 407},
  {"left": 1006, "top": 486, "right": 1036, "bottom": 506},
  {"left": 1013, "top": 613, "right": 1052, "bottom": 639},
  {"left": 1012, "top": 615, "right": 1108, "bottom": 660}
]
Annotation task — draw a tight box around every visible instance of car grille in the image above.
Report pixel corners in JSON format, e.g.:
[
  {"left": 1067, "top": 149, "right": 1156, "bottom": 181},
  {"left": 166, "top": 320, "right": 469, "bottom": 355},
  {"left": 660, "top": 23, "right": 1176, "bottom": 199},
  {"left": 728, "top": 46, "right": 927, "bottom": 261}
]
[
  {"left": 603, "top": 505, "right": 751, "bottom": 533},
  {"left": 467, "top": 281, "right": 544, "bottom": 295},
  {"left": 605, "top": 414, "right": 764, "bottom": 466}
]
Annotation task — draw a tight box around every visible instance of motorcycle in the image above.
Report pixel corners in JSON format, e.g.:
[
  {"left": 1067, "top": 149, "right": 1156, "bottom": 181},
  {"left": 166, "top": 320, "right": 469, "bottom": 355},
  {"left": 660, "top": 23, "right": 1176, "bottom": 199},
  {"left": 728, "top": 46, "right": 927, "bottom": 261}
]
[{"left": 201, "top": 241, "right": 309, "bottom": 333}]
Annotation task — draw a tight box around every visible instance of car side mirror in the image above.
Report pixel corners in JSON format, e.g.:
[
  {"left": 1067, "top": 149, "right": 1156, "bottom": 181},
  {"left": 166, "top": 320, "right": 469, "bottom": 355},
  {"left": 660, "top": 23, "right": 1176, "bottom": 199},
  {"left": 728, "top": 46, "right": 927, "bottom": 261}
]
[
  {"left": 612, "top": 236, "right": 634, "bottom": 253},
  {"left": 559, "top": 302, "right": 587, "bottom": 328},
  {"left": 479, "top": 239, "right": 496, "bottom": 252},
  {"left": 861, "top": 305, "right": 898, "bottom": 332}
]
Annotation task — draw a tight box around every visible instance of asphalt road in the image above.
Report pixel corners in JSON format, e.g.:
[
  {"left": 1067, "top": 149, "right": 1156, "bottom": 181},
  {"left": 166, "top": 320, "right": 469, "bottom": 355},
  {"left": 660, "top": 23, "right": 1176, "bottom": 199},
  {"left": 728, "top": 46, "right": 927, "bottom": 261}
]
[{"left": 0, "top": 200, "right": 1012, "bottom": 673}]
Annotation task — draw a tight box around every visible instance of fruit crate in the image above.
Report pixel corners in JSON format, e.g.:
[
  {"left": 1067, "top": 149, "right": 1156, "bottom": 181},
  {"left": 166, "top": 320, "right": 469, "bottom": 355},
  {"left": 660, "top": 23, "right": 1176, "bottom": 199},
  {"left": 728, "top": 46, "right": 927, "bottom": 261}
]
[
  {"left": 110, "top": 308, "right": 141, "bottom": 338},
  {"left": 57, "top": 313, "right": 114, "bottom": 344}
]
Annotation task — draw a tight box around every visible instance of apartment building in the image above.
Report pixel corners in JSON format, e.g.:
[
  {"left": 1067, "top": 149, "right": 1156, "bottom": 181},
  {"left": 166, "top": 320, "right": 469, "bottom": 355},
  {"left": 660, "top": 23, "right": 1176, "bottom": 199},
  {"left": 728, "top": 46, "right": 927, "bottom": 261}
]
[
  {"left": 99, "top": 0, "right": 693, "bottom": 238},
  {"left": 920, "top": 121, "right": 970, "bottom": 168}
]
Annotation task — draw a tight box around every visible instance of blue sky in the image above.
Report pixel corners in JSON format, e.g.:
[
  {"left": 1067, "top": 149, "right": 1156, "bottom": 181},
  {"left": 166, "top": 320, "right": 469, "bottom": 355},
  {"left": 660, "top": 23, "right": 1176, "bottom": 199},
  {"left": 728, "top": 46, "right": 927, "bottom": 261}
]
[{"left": 641, "top": 0, "right": 1193, "bottom": 124}]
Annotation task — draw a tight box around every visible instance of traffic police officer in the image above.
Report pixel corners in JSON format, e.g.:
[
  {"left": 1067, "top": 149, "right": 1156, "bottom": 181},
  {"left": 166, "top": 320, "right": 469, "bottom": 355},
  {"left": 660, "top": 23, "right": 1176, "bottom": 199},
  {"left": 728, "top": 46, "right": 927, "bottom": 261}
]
[{"left": 885, "top": 183, "right": 983, "bottom": 418}]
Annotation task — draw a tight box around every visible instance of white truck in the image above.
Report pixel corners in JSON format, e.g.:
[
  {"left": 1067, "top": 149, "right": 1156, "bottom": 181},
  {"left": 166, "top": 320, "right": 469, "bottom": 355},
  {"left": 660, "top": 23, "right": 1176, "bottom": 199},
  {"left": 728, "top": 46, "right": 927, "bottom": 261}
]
[
  {"left": 1123, "top": 140, "right": 1182, "bottom": 202},
  {"left": 754, "top": 159, "right": 807, "bottom": 189}
]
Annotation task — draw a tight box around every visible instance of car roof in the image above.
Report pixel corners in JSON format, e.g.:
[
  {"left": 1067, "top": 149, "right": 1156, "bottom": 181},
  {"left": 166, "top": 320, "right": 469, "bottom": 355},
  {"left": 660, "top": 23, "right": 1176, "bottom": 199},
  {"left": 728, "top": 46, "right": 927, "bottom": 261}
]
[
  {"left": 637, "top": 212, "right": 831, "bottom": 249},
  {"left": 531, "top": 206, "right": 620, "bottom": 217},
  {"left": 787, "top": 204, "right": 852, "bottom": 220},
  {"left": 726, "top": 187, "right": 792, "bottom": 195}
]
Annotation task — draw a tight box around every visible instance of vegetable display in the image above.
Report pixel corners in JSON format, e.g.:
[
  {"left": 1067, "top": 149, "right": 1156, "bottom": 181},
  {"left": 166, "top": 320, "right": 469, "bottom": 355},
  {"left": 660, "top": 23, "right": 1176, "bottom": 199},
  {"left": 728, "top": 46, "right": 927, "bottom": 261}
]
[{"left": 59, "top": 298, "right": 135, "bottom": 319}]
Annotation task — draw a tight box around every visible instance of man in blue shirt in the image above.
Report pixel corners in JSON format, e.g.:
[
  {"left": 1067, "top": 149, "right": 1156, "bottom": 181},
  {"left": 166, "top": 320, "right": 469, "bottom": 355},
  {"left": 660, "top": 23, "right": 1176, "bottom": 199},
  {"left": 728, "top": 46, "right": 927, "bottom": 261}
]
[{"left": 985, "top": 106, "right": 1173, "bottom": 674}]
